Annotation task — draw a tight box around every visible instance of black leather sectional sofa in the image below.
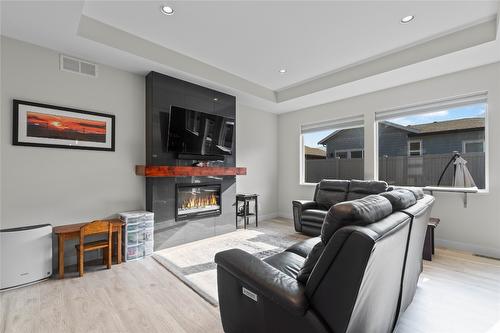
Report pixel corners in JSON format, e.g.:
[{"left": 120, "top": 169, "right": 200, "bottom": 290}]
[
  {"left": 293, "top": 179, "right": 389, "bottom": 235},
  {"left": 215, "top": 184, "right": 434, "bottom": 333}
]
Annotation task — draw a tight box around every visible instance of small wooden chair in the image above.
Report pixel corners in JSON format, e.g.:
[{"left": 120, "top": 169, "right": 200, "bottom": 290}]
[{"left": 75, "top": 220, "right": 112, "bottom": 277}]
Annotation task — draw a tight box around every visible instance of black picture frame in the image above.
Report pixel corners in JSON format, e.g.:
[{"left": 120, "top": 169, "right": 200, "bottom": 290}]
[{"left": 12, "top": 99, "right": 115, "bottom": 151}]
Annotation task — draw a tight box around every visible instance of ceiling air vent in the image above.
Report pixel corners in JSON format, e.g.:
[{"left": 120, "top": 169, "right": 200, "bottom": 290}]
[{"left": 60, "top": 55, "right": 98, "bottom": 78}]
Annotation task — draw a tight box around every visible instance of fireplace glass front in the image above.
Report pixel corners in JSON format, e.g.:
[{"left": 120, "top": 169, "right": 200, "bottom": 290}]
[{"left": 176, "top": 184, "right": 222, "bottom": 220}]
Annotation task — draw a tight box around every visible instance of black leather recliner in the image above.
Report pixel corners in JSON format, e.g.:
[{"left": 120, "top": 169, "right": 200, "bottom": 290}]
[
  {"left": 292, "top": 179, "right": 389, "bottom": 235},
  {"left": 215, "top": 190, "right": 434, "bottom": 333}
]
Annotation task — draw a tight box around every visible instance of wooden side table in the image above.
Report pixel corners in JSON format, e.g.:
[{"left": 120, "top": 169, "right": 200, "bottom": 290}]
[
  {"left": 53, "top": 219, "right": 124, "bottom": 279},
  {"left": 236, "top": 194, "right": 258, "bottom": 229},
  {"left": 423, "top": 217, "right": 440, "bottom": 261}
]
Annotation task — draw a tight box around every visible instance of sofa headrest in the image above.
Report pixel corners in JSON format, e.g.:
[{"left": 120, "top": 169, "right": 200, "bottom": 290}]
[
  {"left": 380, "top": 189, "right": 417, "bottom": 211},
  {"left": 391, "top": 186, "right": 424, "bottom": 200},
  {"left": 315, "top": 180, "right": 350, "bottom": 210},
  {"left": 318, "top": 179, "right": 350, "bottom": 192},
  {"left": 320, "top": 195, "right": 393, "bottom": 243},
  {"left": 348, "top": 180, "right": 389, "bottom": 194}
]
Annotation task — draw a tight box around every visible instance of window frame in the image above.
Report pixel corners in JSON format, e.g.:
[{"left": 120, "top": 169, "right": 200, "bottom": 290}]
[
  {"left": 407, "top": 140, "right": 423, "bottom": 157},
  {"left": 299, "top": 116, "right": 364, "bottom": 186},
  {"left": 375, "top": 94, "right": 488, "bottom": 191},
  {"left": 462, "top": 139, "right": 484, "bottom": 153}
]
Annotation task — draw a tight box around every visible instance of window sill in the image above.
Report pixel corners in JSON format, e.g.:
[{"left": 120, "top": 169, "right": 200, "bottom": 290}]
[{"left": 299, "top": 182, "right": 318, "bottom": 186}]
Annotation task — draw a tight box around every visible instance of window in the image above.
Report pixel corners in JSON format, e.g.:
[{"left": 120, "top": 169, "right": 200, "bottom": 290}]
[
  {"left": 301, "top": 116, "right": 364, "bottom": 184},
  {"left": 335, "top": 151, "right": 348, "bottom": 159},
  {"left": 335, "top": 149, "right": 364, "bottom": 159},
  {"left": 350, "top": 150, "right": 364, "bottom": 159},
  {"left": 462, "top": 140, "right": 484, "bottom": 153},
  {"left": 377, "top": 97, "right": 487, "bottom": 189},
  {"left": 408, "top": 140, "right": 422, "bottom": 156}
]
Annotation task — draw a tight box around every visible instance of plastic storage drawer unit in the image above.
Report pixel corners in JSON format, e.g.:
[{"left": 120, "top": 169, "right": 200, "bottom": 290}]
[{"left": 119, "top": 211, "right": 154, "bottom": 261}]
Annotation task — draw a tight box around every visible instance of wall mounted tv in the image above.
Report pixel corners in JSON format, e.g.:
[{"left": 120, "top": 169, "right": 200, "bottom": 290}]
[{"left": 167, "top": 106, "right": 235, "bottom": 157}]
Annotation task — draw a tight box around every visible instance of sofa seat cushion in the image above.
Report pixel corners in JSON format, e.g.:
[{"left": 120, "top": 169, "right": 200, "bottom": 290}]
[
  {"left": 315, "top": 180, "right": 350, "bottom": 210},
  {"left": 263, "top": 251, "right": 306, "bottom": 279},
  {"left": 301, "top": 209, "right": 328, "bottom": 224},
  {"left": 286, "top": 237, "right": 321, "bottom": 258},
  {"left": 296, "top": 241, "right": 325, "bottom": 283},
  {"left": 346, "top": 180, "right": 388, "bottom": 201}
]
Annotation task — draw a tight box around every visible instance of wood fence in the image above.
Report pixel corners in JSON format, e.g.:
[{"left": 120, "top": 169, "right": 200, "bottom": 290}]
[{"left": 305, "top": 152, "right": 485, "bottom": 188}]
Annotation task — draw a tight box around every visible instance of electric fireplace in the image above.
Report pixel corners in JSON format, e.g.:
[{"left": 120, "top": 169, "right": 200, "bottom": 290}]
[{"left": 175, "top": 183, "right": 222, "bottom": 220}]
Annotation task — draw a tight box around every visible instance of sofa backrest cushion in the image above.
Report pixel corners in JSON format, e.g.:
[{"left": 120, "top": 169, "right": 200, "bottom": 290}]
[
  {"left": 346, "top": 180, "right": 388, "bottom": 201},
  {"left": 379, "top": 188, "right": 417, "bottom": 211},
  {"left": 392, "top": 186, "right": 424, "bottom": 200},
  {"left": 321, "top": 195, "right": 393, "bottom": 244},
  {"left": 306, "top": 213, "right": 412, "bottom": 333},
  {"left": 296, "top": 195, "right": 393, "bottom": 283},
  {"left": 314, "top": 180, "right": 350, "bottom": 210}
]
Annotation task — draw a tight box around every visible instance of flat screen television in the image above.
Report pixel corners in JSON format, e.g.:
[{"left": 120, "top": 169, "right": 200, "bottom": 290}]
[{"left": 167, "top": 106, "right": 235, "bottom": 157}]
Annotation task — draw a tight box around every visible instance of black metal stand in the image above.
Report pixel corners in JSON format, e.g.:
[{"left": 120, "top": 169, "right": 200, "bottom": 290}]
[
  {"left": 235, "top": 194, "right": 258, "bottom": 229},
  {"left": 436, "top": 151, "right": 460, "bottom": 186}
]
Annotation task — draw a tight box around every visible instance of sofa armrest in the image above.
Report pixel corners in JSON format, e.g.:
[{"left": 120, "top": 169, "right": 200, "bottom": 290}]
[
  {"left": 215, "top": 249, "right": 309, "bottom": 316},
  {"left": 293, "top": 200, "right": 318, "bottom": 211},
  {"left": 292, "top": 200, "right": 318, "bottom": 232}
]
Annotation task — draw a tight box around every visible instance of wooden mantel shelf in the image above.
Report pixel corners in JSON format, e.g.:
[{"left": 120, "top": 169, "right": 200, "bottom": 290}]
[{"left": 135, "top": 165, "right": 247, "bottom": 177}]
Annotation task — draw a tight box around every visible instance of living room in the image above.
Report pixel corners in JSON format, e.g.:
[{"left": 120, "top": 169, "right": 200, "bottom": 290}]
[{"left": 1, "top": 1, "right": 499, "bottom": 333}]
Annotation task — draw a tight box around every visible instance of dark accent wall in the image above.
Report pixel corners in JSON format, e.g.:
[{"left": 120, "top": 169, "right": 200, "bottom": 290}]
[{"left": 145, "top": 72, "right": 237, "bottom": 250}]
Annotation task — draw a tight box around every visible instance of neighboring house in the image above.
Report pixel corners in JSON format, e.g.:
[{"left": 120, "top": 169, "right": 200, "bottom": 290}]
[
  {"left": 318, "top": 118, "right": 485, "bottom": 159},
  {"left": 304, "top": 146, "right": 326, "bottom": 160}
]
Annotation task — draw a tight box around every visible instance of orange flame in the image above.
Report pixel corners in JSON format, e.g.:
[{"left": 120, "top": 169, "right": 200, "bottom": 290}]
[{"left": 181, "top": 193, "right": 218, "bottom": 209}]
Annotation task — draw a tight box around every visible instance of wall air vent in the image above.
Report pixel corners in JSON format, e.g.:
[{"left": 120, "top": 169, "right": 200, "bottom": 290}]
[{"left": 59, "top": 54, "right": 98, "bottom": 77}]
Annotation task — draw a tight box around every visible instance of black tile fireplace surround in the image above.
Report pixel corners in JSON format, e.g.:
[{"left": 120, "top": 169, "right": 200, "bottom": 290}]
[{"left": 145, "top": 72, "right": 237, "bottom": 250}]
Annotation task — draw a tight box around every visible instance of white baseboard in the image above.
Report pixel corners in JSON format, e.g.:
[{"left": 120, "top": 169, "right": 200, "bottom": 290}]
[
  {"left": 259, "top": 212, "right": 279, "bottom": 221},
  {"left": 435, "top": 238, "right": 500, "bottom": 259},
  {"left": 278, "top": 211, "right": 293, "bottom": 220}
]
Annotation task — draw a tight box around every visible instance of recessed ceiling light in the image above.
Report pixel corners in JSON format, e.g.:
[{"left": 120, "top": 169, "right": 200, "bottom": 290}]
[
  {"left": 400, "top": 15, "right": 415, "bottom": 24},
  {"left": 213, "top": 98, "right": 219, "bottom": 102},
  {"left": 161, "top": 5, "right": 174, "bottom": 15},
  {"left": 279, "top": 69, "right": 287, "bottom": 74}
]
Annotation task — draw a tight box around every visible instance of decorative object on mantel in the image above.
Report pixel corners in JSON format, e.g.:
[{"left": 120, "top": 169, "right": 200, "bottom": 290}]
[
  {"left": 135, "top": 165, "right": 247, "bottom": 177},
  {"left": 13, "top": 99, "right": 115, "bottom": 151}
]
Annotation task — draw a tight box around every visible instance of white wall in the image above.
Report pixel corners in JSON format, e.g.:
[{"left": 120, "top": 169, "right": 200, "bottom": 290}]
[
  {"left": 0, "top": 37, "right": 280, "bottom": 231},
  {"left": 278, "top": 62, "right": 500, "bottom": 258},
  {"left": 236, "top": 104, "right": 278, "bottom": 219},
  {"left": 1, "top": 37, "right": 146, "bottom": 228}
]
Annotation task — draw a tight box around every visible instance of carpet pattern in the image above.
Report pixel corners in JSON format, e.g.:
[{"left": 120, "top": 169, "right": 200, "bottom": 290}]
[{"left": 152, "top": 226, "right": 306, "bottom": 306}]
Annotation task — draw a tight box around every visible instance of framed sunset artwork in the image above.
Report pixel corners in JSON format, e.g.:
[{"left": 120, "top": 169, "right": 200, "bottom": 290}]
[{"left": 13, "top": 100, "right": 115, "bottom": 151}]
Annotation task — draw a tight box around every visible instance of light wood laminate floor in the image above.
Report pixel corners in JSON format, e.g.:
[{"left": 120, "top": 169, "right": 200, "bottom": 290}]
[{"left": 1, "top": 219, "right": 499, "bottom": 333}]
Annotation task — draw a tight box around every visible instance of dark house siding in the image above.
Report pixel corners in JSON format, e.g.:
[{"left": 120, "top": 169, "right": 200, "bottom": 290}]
[
  {"left": 324, "top": 127, "right": 364, "bottom": 158},
  {"left": 410, "top": 129, "right": 484, "bottom": 155},
  {"left": 378, "top": 123, "right": 410, "bottom": 157},
  {"left": 322, "top": 125, "right": 485, "bottom": 158}
]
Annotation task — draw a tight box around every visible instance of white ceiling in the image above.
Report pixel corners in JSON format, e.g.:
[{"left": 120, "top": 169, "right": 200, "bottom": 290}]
[
  {"left": 1, "top": 1, "right": 499, "bottom": 114},
  {"left": 82, "top": 0, "right": 498, "bottom": 90}
]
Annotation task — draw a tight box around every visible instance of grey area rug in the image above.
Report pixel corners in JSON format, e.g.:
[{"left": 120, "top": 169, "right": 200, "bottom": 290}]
[{"left": 152, "top": 228, "right": 304, "bottom": 306}]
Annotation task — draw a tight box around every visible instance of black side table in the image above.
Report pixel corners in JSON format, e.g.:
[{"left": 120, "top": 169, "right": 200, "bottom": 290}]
[
  {"left": 423, "top": 217, "right": 440, "bottom": 261},
  {"left": 236, "top": 194, "right": 258, "bottom": 229}
]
